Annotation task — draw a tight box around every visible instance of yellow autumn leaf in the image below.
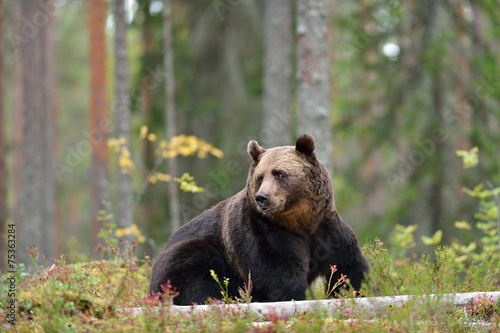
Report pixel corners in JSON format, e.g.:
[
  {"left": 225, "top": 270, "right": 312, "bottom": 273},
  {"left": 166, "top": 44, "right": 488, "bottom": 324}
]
[
  {"left": 454, "top": 221, "right": 472, "bottom": 230},
  {"left": 107, "top": 138, "right": 118, "bottom": 148},
  {"left": 210, "top": 148, "right": 224, "bottom": 158},
  {"left": 140, "top": 125, "right": 148, "bottom": 139},
  {"left": 147, "top": 133, "right": 157, "bottom": 142}
]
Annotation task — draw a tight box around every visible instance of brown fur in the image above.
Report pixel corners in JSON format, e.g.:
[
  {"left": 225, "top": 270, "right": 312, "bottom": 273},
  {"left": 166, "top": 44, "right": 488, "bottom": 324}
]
[
  {"left": 246, "top": 138, "right": 332, "bottom": 236},
  {"left": 149, "top": 133, "right": 369, "bottom": 305}
]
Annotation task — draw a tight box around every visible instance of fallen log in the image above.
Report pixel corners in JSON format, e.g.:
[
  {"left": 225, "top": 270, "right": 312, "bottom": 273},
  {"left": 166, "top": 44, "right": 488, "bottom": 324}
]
[{"left": 126, "top": 291, "right": 500, "bottom": 320}]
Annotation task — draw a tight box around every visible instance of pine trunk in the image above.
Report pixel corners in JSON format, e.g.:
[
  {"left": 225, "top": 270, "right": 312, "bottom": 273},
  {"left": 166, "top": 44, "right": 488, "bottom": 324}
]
[
  {"left": 19, "top": 0, "right": 55, "bottom": 267},
  {"left": 262, "top": 0, "right": 292, "bottom": 147},
  {"left": 163, "top": 0, "right": 181, "bottom": 234},
  {"left": 296, "top": 0, "right": 332, "bottom": 174},
  {"left": 88, "top": 0, "right": 110, "bottom": 246},
  {"left": 113, "top": 0, "right": 133, "bottom": 230}
]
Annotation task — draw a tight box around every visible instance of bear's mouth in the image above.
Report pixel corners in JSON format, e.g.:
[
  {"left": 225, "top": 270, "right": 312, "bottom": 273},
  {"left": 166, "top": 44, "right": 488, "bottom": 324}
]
[{"left": 256, "top": 203, "right": 283, "bottom": 216}]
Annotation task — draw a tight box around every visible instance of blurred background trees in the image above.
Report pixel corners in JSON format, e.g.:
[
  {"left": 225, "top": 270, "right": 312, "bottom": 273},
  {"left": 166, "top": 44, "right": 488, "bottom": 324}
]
[{"left": 1, "top": 0, "right": 499, "bottom": 271}]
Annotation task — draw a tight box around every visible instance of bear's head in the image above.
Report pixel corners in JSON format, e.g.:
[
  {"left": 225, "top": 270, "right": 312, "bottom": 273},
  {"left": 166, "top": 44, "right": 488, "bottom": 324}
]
[{"left": 246, "top": 133, "right": 334, "bottom": 236}]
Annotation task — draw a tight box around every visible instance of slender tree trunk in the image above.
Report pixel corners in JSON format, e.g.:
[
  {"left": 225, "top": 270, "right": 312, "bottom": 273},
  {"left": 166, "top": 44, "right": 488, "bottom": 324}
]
[
  {"left": 141, "top": 0, "right": 155, "bottom": 171},
  {"left": 13, "top": 3, "right": 23, "bottom": 263},
  {"left": 453, "top": 2, "right": 469, "bottom": 206},
  {"left": 88, "top": 0, "right": 110, "bottom": 246},
  {"left": 296, "top": 0, "right": 332, "bottom": 174},
  {"left": 262, "top": 0, "right": 292, "bottom": 147},
  {"left": 113, "top": 0, "right": 133, "bottom": 230},
  {"left": 163, "top": 0, "right": 180, "bottom": 234},
  {"left": 431, "top": 66, "right": 444, "bottom": 237},
  {"left": 0, "top": 0, "right": 6, "bottom": 273},
  {"left": 42, "top": 0, "right": 56, "bottom": 259},
  {"left": 19, "top": 0, "right": 55, "bottom": 267},
  {"left": 454, "top": 2, "right": 469, "bottom": 150}
]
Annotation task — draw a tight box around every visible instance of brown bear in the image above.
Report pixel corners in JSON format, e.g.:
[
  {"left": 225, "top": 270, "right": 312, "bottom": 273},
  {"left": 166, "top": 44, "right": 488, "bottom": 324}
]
[{"left": 149, "top": 133, "right": 369, "bottom": 305}]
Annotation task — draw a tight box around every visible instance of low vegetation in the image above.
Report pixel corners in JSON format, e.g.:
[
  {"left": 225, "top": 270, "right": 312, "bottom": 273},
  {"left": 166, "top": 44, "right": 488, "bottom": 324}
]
[
  {"left": 2, "top": 232, "right": 499, "bottom": 332},
  {"left": 2, "top": 150, "right": 499, "bottom": 332}
]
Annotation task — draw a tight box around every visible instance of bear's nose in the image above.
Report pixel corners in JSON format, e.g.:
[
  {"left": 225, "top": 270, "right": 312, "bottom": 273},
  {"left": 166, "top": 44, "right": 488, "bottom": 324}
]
[{"left": 255, "top": 193, "right": 270, "bottom": 207}]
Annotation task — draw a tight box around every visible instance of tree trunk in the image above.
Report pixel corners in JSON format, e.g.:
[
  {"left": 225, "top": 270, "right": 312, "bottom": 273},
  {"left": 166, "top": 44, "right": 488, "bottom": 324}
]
[
  {"left": 296, "top": 0, "right": 332, "bottom": 174},
  {"left": 88, "top": 0, "right": 110, "bottom": 247},
  {"left": 43, "top": 0, "right": 56, "bottom": 259},
  {"left": 163, "top": 0, "right": 181, "bottom": 234},
  {"left": 262, "top": 0, "right": 292, "bottom": 147},
  {"left": 430, "top": 65, "right": 444, "bottom": 238},
  {"left": 0, "top": 0, "right": 6, "bottom": 273},
  {"left": 13, "top": 3, "right": 23, "bottom": 265},
  {"left": 19, "top": 0, "right": 55, "bottom": 267},
  {"left": 113, "top": 0, "right": 133, "bottom": 230}
]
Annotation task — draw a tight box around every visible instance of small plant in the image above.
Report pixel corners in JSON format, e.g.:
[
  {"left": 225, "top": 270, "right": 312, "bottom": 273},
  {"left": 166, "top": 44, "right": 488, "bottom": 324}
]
[
  {"left": 454, "top": 148, "right": 500, "bottom": 263},
  {"left": 468, "top": 294, "right": 496, "bottom": 321},
  {"left": 237, "top": 272, "right": 253, "bottom": 303},
  {"left": 325, "top": 265, "right": 347, "bottom": 298},
  {"left": 388, "top": 224, "right": 417, "bottom": 259},
  {"left": 209, "top": 269, "right": 232, "bottom": 304},
  {"left": 25, "top": 244, "right": 40, "bottom": 272}
]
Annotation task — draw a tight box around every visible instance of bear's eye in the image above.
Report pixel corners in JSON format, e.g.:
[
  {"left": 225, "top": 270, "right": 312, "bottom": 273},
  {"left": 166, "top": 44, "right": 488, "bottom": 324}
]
[
  {"left": 256, "top": 176, "right": 263, "bottom": 184},
  {"left": 274, "top": 172, "right": 286, "bottom": 180}
]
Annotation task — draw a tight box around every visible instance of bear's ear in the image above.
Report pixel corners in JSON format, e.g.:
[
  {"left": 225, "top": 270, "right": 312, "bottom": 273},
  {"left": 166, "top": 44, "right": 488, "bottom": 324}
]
[
  {"left": 295, "top": 133, "right": 315, "bottom": 156},
  {"left": 247, "top": 140, "right": 265, "bottom": 162}
]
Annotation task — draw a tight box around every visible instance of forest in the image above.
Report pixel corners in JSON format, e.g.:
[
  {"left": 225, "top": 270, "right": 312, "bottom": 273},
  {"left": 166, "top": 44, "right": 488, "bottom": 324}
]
[
  {"left": 1, "top": 0, "right": 500, "bottom": 290},
  {"left": 1, "top": 0, "right": 500, "bottom": 331}
]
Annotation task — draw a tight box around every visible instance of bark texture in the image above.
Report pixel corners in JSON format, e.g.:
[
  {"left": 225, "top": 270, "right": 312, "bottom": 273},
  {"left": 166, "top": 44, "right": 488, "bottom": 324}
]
[
  {"left": 113, "top": 0, "right": 133, "bottom": 230},
  {"left": 88, "top": 0, "right": 110, "bottom": 246},
  {"left": 296, "top": 0, "right": 332, "bottom": 174},
  {"left": 262, "top": 0, "right": 292, "bottom": 147},
  {"left": 19, "top": 0, "right": 55, "bottom": 267},
  {"left": 163, "top": 0, "right": 181, "bottom": 234}
]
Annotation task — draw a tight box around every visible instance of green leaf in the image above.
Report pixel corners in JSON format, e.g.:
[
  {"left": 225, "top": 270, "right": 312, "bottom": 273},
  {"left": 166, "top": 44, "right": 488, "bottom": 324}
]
[
  {"left": 487, "top": 206, "right": 498, "bottom": 219},
  {"left": 455, "top": 147, "right": 479, "bottom": 169},
  {"left": 421, "top": 230, "right": 443, "bottom": 245},
  {"left": 175, "top": 172, "right": 205, "bottom": 193},
  {"left": 454, "top": 221, "right": 472, "bottom": 230}
]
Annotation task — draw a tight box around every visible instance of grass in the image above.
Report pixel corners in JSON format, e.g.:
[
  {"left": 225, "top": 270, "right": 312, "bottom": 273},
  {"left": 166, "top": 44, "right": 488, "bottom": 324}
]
[{"left": 2, "top": 237, "right": 499, "bottom": 332}]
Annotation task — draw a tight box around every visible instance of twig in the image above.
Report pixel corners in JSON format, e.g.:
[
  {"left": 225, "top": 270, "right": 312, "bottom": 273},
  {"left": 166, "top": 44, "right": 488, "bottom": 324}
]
[{"left": 133, "top": 153, "right": 164, "bottom": 212}]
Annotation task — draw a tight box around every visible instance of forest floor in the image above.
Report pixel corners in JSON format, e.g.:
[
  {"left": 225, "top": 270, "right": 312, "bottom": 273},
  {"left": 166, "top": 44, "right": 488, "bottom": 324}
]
[{"left": 2, "top": 238, "right": 500, "bottom": 332}]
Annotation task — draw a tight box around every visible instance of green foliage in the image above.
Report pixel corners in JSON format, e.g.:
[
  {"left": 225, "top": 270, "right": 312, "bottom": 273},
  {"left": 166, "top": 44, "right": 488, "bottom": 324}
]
[
  {"left": 454, "top": 148, "right": 500, "bottom": 263},
  {"left": 4, "top": 238, "right": 499, "bottom": 332},
  {"left": 175, "top": 172, "right": 204, "bottom": 193},
  {"left": 421, "top": 230, "right": 443, "bottom": 246},
  {"left": 209, "top": 269, "right": 232, "bottom": 304},
  {"left": 389, "top": 224, "right": 417, "bottom": 258},
  {"left": 456, "top": 147, "right": 479, "bottom": 169},
  {"left": 363, "top": 239, "right": 500, "bottom": 297}
]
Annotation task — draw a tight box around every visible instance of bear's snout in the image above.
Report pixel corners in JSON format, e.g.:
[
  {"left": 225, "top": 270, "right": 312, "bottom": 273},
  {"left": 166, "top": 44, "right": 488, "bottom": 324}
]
[{"left": 255, "top": 192, "right": 270, "bottom": 207}]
